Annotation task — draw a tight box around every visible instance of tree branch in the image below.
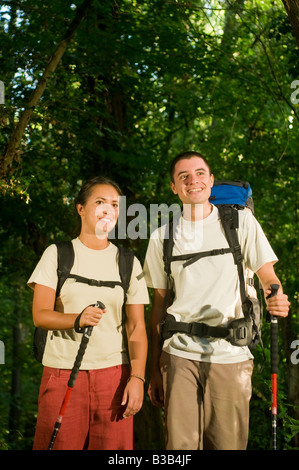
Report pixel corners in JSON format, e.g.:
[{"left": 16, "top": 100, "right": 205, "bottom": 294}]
[{"left": 0, "top": 0, "right": 92, "bottom": 177}]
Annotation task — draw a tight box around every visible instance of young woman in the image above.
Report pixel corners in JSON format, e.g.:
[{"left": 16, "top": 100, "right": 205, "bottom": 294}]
[{"left": 28, "top": 176, "right": 149, "bottom": 450}]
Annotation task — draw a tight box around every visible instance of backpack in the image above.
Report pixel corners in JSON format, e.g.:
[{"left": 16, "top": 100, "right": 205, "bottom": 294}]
[
  {"left": 210, "top": 180, "right": 254, "bottom": 213},
  {"left": 161, "top": 180, "right": 262, "bottom": 350},
  {"left": 33, "top": 242, "right": 135, "bottom": 362}
]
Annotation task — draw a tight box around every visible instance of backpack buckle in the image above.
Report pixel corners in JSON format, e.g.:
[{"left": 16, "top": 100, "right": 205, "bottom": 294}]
[
  {"left": 233, "top": 245, "right": 243, "bottom": 264},
  {"left": 227, "top": 318, "right": 252, "bottom": 347},
  {"left": 88, "top": 279, "right": 100, "bottom": 286}
]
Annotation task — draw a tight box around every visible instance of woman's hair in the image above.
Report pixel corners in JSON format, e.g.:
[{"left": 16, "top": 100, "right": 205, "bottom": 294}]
[
  {"left": 169, "top": 151, "right": 211, "bottom": 182},
  {"left": 75, "top": 176, "right": 123, "bottom": 207}
]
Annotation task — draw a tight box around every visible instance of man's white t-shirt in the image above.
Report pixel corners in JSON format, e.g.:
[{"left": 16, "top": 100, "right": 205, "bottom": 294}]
[
  {"left": 143, "top": 205, "right": 278, "bottom": 364},
  {"left": 28, "top": 238, "right": 149, "bottom": 370}
]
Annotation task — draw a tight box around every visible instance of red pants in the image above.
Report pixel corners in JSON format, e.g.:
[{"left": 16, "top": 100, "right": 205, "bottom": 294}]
[{"left": 33, "top": 364, "right": 133, "bottom": 450}]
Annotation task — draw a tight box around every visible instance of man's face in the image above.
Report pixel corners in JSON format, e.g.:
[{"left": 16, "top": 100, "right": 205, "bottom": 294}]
[{"left": 170, "top": 156, "right": 214, "bottom": 205}]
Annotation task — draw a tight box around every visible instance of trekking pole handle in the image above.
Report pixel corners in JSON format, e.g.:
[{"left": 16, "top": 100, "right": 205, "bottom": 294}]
[
  {"left": 267, "top": 284, "right": 280, "bottom": 374},
  {"left": 68, "top": 301, "right": 106, "bottom": 388}
]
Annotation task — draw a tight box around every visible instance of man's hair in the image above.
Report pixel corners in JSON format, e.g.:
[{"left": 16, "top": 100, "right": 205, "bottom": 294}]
[{"left": 169, "top": 151, "right": 211, "bottom": 182}]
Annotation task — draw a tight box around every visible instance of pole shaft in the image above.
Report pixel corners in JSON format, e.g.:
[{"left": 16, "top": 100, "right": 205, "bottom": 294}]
[{"left": 268, "top": 284, "right": 279, "bottom": 450}]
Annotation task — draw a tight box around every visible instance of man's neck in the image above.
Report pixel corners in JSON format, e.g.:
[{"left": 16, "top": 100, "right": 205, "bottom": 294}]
[{"left": 183, "top": 202, "right": 213, "bottom": 221}]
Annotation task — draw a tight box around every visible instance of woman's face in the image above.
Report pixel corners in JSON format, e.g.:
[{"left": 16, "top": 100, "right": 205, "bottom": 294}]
[{"left": 77, "top": 184, "right": 120, "bottom": 238}]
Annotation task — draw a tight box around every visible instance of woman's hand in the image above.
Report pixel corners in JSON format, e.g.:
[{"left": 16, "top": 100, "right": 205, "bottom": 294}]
[
  {"left": 79, "top": 304, "right": 106, "bottom": 328},
  {"left": 121, "top": 376, "right": 144, "bottom": 418}
]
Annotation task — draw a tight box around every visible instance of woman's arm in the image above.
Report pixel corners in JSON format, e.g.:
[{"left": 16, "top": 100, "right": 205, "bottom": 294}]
[
  {"left": 32, "top": 284, "right": 106, "bottom": 330},
  {"left": 121, "top": 304, "right": 148, "bottom": 418}
]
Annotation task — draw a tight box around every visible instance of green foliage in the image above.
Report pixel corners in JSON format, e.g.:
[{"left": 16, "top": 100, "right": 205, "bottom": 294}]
[{"left": 0, "top": 0, "right": 298, "bottom": 450}]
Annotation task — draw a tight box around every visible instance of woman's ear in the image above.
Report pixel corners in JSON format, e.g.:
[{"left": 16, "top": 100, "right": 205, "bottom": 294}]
[{"left": 76, "top": 204, "right": 84, "bottom": 217}]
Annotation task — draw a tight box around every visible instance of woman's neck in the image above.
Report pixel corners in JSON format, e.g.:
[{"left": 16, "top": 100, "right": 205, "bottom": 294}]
[{"left": 78, "top": 233, "right": 110, "bottom": 250}]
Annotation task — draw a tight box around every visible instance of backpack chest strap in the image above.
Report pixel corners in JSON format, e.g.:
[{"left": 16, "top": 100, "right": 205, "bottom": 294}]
[
  {"left": 63, "top": 273, "right": 123, "bottom": 289},
  {"left": 169, "top": 247, "right": 232, "bottom": 268}
]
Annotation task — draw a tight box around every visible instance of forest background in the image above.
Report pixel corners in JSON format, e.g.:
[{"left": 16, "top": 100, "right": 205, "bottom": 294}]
[{"left": 0, "top": 0, "right": 298, "bottom": 451}]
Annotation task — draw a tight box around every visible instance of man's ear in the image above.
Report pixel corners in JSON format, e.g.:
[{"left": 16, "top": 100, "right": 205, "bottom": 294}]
[
  {"left": 210, "top": 174, "right": 214, "bottom": 188},
  {"left": 170, "top": 181, "right": 178, "bottom": 195}
]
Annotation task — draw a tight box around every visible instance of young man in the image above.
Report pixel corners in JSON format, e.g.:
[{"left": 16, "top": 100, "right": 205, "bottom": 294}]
[{"left": 143, "top": 151, "right": 290, "bottom": 450}]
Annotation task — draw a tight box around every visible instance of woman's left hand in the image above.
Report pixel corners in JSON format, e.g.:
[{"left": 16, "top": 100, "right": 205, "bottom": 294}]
[{"left": 121, "top": 377, "right": 144, "bottom": 419}]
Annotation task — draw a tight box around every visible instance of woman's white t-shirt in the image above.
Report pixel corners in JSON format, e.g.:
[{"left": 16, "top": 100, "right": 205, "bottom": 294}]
[{"left": 28, "top": 238, "right": 149, "bottom": 369}]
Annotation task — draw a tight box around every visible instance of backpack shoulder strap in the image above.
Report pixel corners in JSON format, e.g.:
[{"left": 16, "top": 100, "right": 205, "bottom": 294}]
[
  {"left": 163, "top": 219, "right": 175, "bottom": 278},
  {"left": 217, "top": 205, "right": 248, "bottom": 308},
  {"left": 117, "top": 246, "right": 135, "bottom": 354},
  {"left": 56, "top": 241, "right": 75, "bottom": 297},
  {"left": 117, "top": 245, "right": 135, "bottom": 300},
  {"left": 161, "top": 220, "right": 176, "bottom": 324}
]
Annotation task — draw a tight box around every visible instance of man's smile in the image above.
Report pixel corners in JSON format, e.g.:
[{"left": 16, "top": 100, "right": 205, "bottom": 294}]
[{"left": 187, "top": 188, "right": 203, "bottom": 193}]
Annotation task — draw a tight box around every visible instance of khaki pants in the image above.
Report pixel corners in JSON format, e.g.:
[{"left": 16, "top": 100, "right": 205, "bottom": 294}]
[{"left": 160, "top": 351, "right": 253, "bottom": 450}]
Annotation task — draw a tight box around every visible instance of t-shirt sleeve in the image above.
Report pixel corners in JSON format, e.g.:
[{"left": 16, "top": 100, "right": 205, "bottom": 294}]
[
  {"left": 27, "top": 244, "right": 58, "bottom": 291},
  {"left": 126, "top": 256, "right": 150, "bottom": 304},
  {"left": 239, "top": 210, "right": 278, "bottom": 273},
  {"left": 143, "top": 228, "right": 168, "bottom": 290}
]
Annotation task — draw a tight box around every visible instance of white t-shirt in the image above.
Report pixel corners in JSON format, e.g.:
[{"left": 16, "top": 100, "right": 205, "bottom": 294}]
[
  {"left": 143, "top": 205, "right": 278, "bottom": 364},
  {"left": 28, "top": 238, "right": 149, "bottom": 369}
]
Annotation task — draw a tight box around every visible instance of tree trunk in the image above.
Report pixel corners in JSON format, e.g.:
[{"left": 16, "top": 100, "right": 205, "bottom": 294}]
[
  {"left": 0, "top": 0, "right": 92, "bottom": 178},
  {"left": 282, "top": 0, "right": 299, "bottom": 48}
]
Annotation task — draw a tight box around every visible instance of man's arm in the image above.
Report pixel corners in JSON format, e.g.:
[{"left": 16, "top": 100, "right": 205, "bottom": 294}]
[
  {"left": 148, "top": 288, "right": 167, "bottom": 407},
  {"left": 256, "top": 262, "right": 290, "bottom": 317}
]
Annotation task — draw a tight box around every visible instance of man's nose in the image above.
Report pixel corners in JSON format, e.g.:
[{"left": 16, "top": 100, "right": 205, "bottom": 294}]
[{"left": 188, "top": 172, "right": 199, "bottom": 184}]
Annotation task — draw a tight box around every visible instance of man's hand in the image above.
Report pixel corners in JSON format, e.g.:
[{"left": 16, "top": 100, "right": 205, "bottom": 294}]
[
  {"left": 265, "top": 288, "right": 290, "bottom": 318},
  {"left": 148, "top": 370, "right": 164, "bottom": 407}
]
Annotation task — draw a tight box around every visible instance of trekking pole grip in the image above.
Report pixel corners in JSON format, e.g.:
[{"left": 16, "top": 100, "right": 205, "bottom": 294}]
[
  {"left": 68, "top": 301, "right": 106, "bottom": 388},
  {"left": 267, "top": 284, "right": 280, "bottom": 374},
  {"left": 68, "top": 327, "right": 93, "bottom": 388}
]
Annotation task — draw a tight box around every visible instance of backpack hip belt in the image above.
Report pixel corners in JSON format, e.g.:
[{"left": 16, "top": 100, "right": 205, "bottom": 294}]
[{"left": 160, "top": 313, "right": 254, "bottom": 348}]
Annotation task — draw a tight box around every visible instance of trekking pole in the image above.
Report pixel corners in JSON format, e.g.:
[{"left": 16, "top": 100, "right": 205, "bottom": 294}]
[
  {"left": 48, "top": 301, "right": 105, "bottom": 450},
  {"left": 267, "top": 284, "right": 280, "bottom": 450}
]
